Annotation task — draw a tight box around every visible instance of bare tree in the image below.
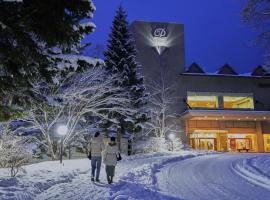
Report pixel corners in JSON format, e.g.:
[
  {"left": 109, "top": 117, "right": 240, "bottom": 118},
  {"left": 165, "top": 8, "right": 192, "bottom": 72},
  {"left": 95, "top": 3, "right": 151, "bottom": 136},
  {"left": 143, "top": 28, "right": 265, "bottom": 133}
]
[
  {"left": 25, "top": 67, "right": 136, "bottom": 160},
  {"left": 242, "top": 0, "right": 270, "bottom": 68},
  {"left": 143, "top": 73, "right": 179, "bottom": 139},
  {"left": 0, "top": 124, "right": 32, "bottom": 177},
  {"left": 134, "top": 72, "right": 184, "bottom": 152}
]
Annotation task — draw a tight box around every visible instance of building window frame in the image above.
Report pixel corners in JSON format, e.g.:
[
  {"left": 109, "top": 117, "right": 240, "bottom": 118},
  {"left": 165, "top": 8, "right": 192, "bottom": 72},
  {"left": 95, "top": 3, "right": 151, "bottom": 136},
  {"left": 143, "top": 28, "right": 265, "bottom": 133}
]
[{"left": 187, "top": 92, "right": 254, "bottom": 110}]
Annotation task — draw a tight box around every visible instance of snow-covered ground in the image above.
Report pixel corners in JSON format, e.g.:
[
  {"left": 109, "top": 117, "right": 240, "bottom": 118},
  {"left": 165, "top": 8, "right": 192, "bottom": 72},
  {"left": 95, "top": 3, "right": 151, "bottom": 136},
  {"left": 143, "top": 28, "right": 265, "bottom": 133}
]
[
  {"left": 0, "top": 151, "right": 210, "bottom": 200},
  {"left": 1, "top": 152, "right": 270, "bottom": 200},
  {"left": 232, "top": 154, "right": 270, "bottom": 191},
  {"left": 157, "top": 153, "right": 270, "bottom": 200}
]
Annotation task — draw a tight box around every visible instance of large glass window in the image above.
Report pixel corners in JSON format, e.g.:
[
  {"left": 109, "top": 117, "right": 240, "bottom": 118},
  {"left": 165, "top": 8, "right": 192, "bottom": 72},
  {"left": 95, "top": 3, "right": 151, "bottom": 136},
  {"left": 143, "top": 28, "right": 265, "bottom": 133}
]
[
  {"left": 263, "top": 134, "right": 270, "bottom": 152},
  {"left": 223, "top": 96, "right": 254, "bottom": 109},
  {"left": 187, "top": 94, "right": 218, "bottom": 109}
]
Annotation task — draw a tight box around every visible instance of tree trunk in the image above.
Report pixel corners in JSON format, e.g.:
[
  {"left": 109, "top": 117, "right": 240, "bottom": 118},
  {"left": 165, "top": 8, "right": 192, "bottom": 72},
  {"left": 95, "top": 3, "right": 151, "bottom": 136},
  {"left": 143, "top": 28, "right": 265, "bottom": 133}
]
[
  {"left": 161, "top": 108, "right": 165, "bottom": 138},
  {"left": 47, "top": 136, "right": 56, "bottom": 160},
  {"left": 117, "top": 130, "right": 122, "bottom": 152},
  {"left": 68, "top": 144, "right": 71, "bottom": 159},
  {"left": 128, "top": 139, "right": 132, "bottom": 155}
]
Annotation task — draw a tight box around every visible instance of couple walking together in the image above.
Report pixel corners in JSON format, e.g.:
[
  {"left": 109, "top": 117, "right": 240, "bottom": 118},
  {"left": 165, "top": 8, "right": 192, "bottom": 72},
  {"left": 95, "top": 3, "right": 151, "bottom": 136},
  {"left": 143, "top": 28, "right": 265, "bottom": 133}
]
[{"left": 89, "top": 132, "right": 121, "bottom": 184}]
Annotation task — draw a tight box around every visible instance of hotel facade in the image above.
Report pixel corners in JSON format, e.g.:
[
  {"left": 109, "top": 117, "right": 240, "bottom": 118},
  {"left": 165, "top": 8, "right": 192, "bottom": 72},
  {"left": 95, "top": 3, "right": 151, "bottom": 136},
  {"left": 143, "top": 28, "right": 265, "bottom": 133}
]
[{"left": 131, "top": 21, "right": 270, "bottom": 153}]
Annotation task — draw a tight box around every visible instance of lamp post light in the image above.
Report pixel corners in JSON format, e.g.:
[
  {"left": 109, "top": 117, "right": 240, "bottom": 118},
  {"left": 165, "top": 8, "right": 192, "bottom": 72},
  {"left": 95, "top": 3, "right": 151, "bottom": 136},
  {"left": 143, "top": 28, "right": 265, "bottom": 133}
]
[
  {"left": 57, "top": 125, "right": 68, "bottom": 164},
  {"left": 168, "top": 133, "right": 175, "bottom": 151}
]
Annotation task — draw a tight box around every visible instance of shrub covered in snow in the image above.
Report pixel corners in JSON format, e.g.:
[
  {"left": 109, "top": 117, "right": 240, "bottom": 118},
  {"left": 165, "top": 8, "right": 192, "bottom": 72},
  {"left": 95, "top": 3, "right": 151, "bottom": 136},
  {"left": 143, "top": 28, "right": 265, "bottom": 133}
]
[
  {"left": 167, "top": 137, "right": 184, "bottom": 152},
  {"left": 134, "top": 137, "right": 167, "bottom": 153},
  {"left": 134, "top": 136, "right": 184, "bottom": 153},
  {"left": 0, "top": 126, "right": 32, "bottom": 177}
]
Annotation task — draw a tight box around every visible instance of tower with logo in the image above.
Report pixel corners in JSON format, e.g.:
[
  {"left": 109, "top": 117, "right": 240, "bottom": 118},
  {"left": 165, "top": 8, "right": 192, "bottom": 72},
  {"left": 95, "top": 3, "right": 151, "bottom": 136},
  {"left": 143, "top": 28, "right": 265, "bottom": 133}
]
[
  {"left": 131, "top": 21, "right": 185, "bottom": 113},
  {"left": 131, "top": 21, "right": 186, "bottom": 139}
]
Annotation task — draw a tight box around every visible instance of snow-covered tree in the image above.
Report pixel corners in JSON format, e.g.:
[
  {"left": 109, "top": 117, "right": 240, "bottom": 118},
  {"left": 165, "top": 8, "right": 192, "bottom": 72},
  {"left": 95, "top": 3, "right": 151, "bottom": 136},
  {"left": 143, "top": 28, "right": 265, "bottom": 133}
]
[
  {"left": 0, "top": 0, "right": 96, "bottom": 121},
  {"left": 145, "top": 77, "right": 178, "bottom": 138},
  {"left": 25, "top": 66, "right": 136, "bottom": 160},
  {"left": 104, "top": 6, "right": 148, "bottom": 146},
  {"left": 136, "top": 73, "right": 183, "bottom": 152},
  {"left": 242, "top": 0, "right": 270, "bottom": 68},
  {"left": 0, "top": 124, "right": 32, "bottom": 177}
]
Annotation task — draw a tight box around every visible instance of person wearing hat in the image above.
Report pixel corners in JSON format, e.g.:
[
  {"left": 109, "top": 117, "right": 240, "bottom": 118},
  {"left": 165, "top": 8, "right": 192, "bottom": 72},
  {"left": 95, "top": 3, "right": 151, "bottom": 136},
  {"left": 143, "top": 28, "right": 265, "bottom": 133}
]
[{"left": 103, "top": 137, "right": 121, "bottom": 184}]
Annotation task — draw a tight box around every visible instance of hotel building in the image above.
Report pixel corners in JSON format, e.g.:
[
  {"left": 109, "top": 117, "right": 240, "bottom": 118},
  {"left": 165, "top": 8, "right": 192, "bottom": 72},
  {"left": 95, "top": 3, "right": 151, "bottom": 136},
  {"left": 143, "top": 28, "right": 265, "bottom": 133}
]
[{"left": 131, "top": 21, "right": 270, "bottom": 153}]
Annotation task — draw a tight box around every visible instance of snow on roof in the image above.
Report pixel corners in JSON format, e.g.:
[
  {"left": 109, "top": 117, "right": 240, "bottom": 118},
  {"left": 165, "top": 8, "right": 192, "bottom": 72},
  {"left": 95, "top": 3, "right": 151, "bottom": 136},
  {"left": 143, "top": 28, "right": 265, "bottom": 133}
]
[{"left": 184, "top": 63, "right": 270, "bottom": 78}]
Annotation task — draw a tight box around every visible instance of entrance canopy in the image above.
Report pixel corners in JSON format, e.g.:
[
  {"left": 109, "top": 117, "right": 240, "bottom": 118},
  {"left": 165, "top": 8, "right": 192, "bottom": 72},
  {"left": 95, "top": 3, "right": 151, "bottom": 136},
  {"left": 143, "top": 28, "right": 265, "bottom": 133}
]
[{"left": 180, "top": 109, "right": 270, "bottom": 121}]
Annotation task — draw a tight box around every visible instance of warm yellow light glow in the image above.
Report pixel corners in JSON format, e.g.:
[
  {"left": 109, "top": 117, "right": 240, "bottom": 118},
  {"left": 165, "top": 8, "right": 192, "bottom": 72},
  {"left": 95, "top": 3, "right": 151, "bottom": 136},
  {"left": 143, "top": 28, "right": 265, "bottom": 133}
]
[
  {"left": 187, "top": 95, "right": 218, "bottom": 109},
  {"left": 190, "top": 133, "right": 216, "bottom": 138},
  {"left": 223, "top": 96, "right": 254, "bottom": 109},
  {"left": 263, "top": 134, "right": 270, "bottom": 152}
]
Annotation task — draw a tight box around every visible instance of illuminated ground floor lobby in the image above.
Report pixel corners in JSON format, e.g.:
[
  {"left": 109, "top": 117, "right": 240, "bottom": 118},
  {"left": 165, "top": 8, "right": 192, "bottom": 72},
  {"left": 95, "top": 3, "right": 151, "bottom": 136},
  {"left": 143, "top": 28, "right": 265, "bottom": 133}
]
[{"left": 181, "top": 110, "right": 270, "bottom": 152}]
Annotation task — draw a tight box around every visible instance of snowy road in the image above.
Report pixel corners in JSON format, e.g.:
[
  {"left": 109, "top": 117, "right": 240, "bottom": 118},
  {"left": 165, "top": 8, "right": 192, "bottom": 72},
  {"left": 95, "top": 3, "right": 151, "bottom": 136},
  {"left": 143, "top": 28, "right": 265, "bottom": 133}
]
[
  {"left": 157, "top": 154, "right": 270, "bottom": 200},
  {"left": 2, "top": 152, "right": 270, "bottom": 200}
]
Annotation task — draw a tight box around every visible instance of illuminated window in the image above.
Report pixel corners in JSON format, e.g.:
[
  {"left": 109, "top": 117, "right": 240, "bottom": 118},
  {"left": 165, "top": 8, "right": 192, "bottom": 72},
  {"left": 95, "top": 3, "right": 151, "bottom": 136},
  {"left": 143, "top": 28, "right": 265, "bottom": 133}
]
[
  {"left": 223, "top": 96, "right": 254, "bottom": 109},
  {"left": 187, "top": 95, "right": 218, "bottom": 108},
  {"left": 263, "top": 134, "right": 270, "bottom": 152}
]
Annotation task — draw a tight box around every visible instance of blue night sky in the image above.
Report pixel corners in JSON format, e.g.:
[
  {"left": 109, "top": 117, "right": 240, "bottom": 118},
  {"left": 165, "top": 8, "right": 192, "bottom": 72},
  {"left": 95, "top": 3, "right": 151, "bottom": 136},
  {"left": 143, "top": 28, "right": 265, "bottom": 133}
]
[{"left": 84, "top": 0, "right": 264, "bottom": 73}]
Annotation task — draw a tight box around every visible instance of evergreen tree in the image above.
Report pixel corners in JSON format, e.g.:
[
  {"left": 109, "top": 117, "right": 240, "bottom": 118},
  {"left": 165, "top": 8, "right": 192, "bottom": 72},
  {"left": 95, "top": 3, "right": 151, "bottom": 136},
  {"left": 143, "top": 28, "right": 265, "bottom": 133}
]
[
  {"left": 104, "top": 6, "right": 148, "bottom": 144},
  {"left": 0, "top": 0, "right": 96, "bottom": 120}
]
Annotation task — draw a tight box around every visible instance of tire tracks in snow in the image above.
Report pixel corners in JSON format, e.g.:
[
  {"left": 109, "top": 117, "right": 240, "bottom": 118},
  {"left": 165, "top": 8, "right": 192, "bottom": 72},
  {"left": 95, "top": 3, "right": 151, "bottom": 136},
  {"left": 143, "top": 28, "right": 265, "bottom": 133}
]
[
  {"left": 231, "top": 156, "right": 270, "bottom": 191},
  {"left": 107, "top": 152, "right": 214, "bottom": 200},
  {"left": 156, "top": 154, "right": 270, "bottom": 200}
]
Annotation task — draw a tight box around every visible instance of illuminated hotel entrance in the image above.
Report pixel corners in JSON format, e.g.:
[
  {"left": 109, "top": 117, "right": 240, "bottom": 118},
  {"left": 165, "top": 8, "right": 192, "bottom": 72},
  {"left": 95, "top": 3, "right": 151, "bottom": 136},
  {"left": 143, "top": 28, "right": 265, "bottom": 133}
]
[
  {"left": 190, "top": 131, "right": 217, "bottom": 151},
  {"left": 181, "top": 109, "right": 270, "bottom": 153},
  {"left": 189, "top": 130, "right": 258, "bottom": 152},
  {"left": 227, "top": 134, "right": 255, "bottom": 152}
]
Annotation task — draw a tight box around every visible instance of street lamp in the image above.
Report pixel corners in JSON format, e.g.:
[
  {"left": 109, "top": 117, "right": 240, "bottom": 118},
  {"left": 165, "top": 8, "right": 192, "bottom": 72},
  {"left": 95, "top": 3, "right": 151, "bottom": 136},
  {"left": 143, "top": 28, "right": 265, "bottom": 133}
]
[
  {"left": 168, "top": 133, "right": 175, "bottom": 151},
  {"left": 57, "top": 125, "right": 68, "bottom": 164}
]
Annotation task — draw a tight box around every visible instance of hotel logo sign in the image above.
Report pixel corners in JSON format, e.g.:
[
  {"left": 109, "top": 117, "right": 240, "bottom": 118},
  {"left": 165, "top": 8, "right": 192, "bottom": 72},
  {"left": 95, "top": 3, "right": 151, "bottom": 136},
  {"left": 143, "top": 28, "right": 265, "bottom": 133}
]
[{"left": 153, "top": 28, "right": 167, "bottom": 38}]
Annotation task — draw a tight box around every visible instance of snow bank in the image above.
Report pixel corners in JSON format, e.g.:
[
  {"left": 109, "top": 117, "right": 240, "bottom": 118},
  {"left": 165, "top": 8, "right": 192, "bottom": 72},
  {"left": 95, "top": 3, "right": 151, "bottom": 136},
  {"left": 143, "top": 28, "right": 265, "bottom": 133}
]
[
  {"left": 0, "top": 159, "right": 90, "bottom": 200},
  {"left": 0, "top": 151, "right": 212, "bottom": 200},
  {"left": 107, "top": 151, "right": 214, "bottom": 200},
  {"left": 133, "top": 137, "right": 168, "bottom": 153},
  {"left": 232, "top": 154, "right": 270, "bottom": 191}
]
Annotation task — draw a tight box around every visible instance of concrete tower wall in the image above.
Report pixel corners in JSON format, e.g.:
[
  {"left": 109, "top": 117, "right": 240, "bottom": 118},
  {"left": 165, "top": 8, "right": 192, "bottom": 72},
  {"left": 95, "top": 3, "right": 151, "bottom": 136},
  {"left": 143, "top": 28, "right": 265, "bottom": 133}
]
[{"left": 131, "top": 21, "right": 185, "bottom": 114}]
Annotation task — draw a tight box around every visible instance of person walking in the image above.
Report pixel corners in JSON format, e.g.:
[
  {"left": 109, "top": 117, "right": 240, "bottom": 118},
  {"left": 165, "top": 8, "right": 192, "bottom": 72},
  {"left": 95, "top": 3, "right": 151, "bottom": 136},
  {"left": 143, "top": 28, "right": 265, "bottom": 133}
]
[
  {"left": 103, "top": 137, "right": 121, "bottom": 184},
  {"left": 89, "top": 131, "right": 104, "bottom": 182}
]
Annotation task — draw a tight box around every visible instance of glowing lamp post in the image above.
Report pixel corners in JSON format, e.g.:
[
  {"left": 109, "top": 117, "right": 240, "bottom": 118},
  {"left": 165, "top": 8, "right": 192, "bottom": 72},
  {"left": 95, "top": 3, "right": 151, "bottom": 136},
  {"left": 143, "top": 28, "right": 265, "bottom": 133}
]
[
  {"left": 168, "top": 133, "right": 175, "bottom": 151},
  {"left": 57, "top": 125, "right": 68, "bottom": 164}
]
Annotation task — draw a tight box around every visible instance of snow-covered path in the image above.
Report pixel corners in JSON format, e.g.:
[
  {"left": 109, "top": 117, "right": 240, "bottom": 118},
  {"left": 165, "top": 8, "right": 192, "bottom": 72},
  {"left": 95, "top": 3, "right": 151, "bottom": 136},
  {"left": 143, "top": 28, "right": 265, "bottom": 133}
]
[
  {"left": 22, "top": 152, "right": 201, "bottom": 200},
  {"left": 157, "top": 154, "right": 270, "bottom": 200},
  {"left": 2, "top": 152, "right": 270, "bottom": 200}
]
